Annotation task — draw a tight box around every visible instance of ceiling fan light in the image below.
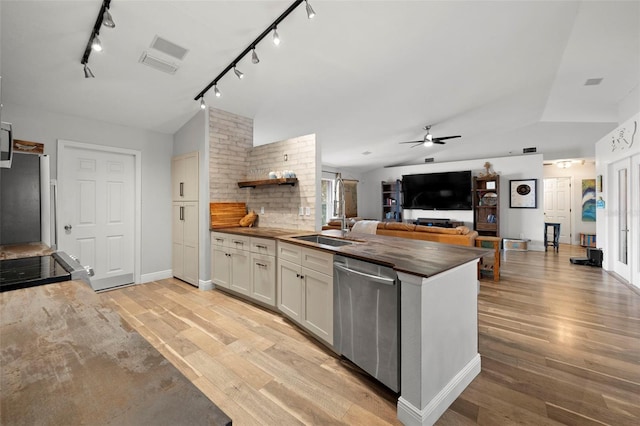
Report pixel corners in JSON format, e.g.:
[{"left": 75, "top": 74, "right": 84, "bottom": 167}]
[
  {"left": 83, "top": 63, "right": 95, "bottom": 78},
  {"left": 91, "top": 35, "right": 102, "bottom": 52},
  {"left": 305, "top": 0, "right": 316, "bottom": 19},
  {"left": 423, "top": 141, "right": 434, "bottom": 148},
  {"left": 102, "top": 9, "right": 115, "bottom": 28},
  {"left": 426, "top": 134, "right": 433, "bottom": 141},
  {"left": 273, "top": 28, "right": 281, "bottom": 46},
  {"left": 251, "top": 48, "right": 260, "bottom": 64}
]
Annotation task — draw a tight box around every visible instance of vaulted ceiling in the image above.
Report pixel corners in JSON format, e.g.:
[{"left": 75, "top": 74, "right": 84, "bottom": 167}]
[{"left": 1, "top": 1, "right": 638, "bottom": 172}]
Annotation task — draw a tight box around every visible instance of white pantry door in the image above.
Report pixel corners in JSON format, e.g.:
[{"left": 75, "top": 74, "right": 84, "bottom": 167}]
[
  {"left": 611, "top": 159, "right": 631, "bottom": 282},
  {"left": 543, "top": 178, "right": 571, "bottom": 244},
  {"left": 58, "top": 143, "right": 135, "bottom": 290}
]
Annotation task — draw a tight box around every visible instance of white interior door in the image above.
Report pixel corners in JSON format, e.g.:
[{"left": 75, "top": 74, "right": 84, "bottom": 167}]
[
  {"left": 611, "top": 159, "right": 631, "bottom": 282},
  {"left": 543, "top": 177, "right": 571, "bottom": 244},
  {"left": 58, "top": 143, "right": 135, "bottom": 290},
  {"left": 632, "top": 154, "right": 639, "bottom": 287}
]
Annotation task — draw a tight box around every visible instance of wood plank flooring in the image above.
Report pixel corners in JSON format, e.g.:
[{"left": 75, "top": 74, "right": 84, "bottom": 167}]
[{"left": 103, "top": 245, "right": 639, "bottom": 425}]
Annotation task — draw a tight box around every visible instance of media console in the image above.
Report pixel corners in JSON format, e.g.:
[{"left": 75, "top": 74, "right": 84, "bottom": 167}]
[{"left": 414, "top": 218, "right": 465, "bottom": 228}]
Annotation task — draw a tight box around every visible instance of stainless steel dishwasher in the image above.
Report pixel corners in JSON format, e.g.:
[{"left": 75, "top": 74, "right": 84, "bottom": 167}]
[{"left": 333, "top": 255, "right": 399, "bottom": 392}]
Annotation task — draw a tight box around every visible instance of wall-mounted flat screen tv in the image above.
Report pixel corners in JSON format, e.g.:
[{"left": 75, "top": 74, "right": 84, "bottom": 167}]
[{"left": 402, "top": 170, "right": 472, "bottom": 210}]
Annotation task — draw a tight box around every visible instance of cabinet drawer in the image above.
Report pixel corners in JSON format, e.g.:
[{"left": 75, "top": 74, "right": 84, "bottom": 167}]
[
  {"left": 229, "top": 235, "right": 251, "bottom": 250},
  {"left": 302, "top": 248, "right": 333, "bottom": 276},
  {"left": 278, "top": 242, "right": 302, "bottom": 264},
  {"left": 251, "top": 237, "right": 276, "bottom": 256},
  {"left": 211, "top": 232, "right": 229, "bottom": 248}
]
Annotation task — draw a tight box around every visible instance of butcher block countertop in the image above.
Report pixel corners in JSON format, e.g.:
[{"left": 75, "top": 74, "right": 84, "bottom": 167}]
[
  {"left": 212, "top": 227, "right": 489, "bottom": 279},
  {"left": 0, "top": 280, "right": 232, "bottom": 426}
]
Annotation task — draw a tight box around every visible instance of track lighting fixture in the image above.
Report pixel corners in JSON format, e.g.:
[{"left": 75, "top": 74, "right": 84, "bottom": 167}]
[
  {"left": 79, "top": 0, "right": 113, "bottom": 78},
  {"left": 83, "top": 63, "right": 95, "bottom": 78},
  {"left": 91, "top": 35, "right": 102, "bottom": 52},
  {"left": 305, "top": 1, "right": 316, "bottom": 19},
  {"left": 194, "top": 0, "right": 316, "bottom": 106},
  {"left": 200, "top": 98, "right": 206, "bottom": 109},
  {"left": 272, "top": 27, "right": 281, "bottom": 46},
  {"left": 102, "top": 9, "right": 115, "bottom": 28}
]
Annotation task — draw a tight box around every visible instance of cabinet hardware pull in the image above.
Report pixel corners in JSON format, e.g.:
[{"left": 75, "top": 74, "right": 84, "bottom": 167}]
[
  {"left": 299, "top": 275, "right": 304, "bottom": 279},
  {"left": 215, "top": 238, "right": 224, "bottom": 242},
  {"left": 256, "top": 262, "right": 267, "bottom": 267},
  {"left": 234, "top": 241, "right": 244, "bottom": 245},
  {"left": 180, "top": 206, "right": 184, "bottom": 221},
  {"left": 296, "top": 273, "right": 300, "bottom": 278},
  {"left": 180, "top": 182, "right": 184, "bottom": 197},
  {"left": 256, "top": 244, "right": 267, "bottom": 249}
]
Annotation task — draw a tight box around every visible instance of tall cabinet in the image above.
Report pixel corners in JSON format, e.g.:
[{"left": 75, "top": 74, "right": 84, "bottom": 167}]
[
  {"left": 473, "top": 175, "right": 500, "bottom": 237},
  {"left": 381, "top": 180, "right": 402, "bottom": 222},
  {"left": 172, "top": 152, "right": 199, "bottom": 286}
]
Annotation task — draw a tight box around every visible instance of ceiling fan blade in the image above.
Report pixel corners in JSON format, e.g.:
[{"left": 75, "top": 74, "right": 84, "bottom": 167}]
[
  {"left": 399, "top": 140, "right": 424, "bottom": 144},
  {"left": 433, "top": 140, "right": 446, "bottom": 145},
  {"left": 433, "top": 135, "right": 461, "bottom": 142}
]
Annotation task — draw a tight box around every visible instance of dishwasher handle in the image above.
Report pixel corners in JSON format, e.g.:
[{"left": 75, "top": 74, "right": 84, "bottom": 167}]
[{"left": 334, "top": 263, "right": 396, "bottom": 285}]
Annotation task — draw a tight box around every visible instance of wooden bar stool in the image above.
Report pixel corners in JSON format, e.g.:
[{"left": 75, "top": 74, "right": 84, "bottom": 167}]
[{"left": 544, "top": 222, "right": 560, "bottom": 252}]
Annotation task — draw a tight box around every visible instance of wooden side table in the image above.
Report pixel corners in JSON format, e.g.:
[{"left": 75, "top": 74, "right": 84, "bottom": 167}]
[{"left": 475, "top": 236, "right": 501, "bottom": 282}]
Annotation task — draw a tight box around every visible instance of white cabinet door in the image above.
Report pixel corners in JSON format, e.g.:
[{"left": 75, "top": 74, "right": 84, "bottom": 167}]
[
  {"left": 252, "top": 253, "right": 276, "bottom": 306},
  {"left": 278, "top": 258, "right": 303, "bottom": 322},
  {"left": 182, "top": 201, "right": 199, "bottom": 285},
  {"left": 172, "top": 152, "right": 199, "bottom": 201},
  {"left": 212, "top": 246, "right": 230, "bottom": 289},
  {"left": 303, "top": 267, "right": 333, "bottom": 345},
  {"left": 172, "top": 203, "right": 184, "bottom": 279},
  {"left": 230, "top": 248, "right": 251, "bottom": 296}
]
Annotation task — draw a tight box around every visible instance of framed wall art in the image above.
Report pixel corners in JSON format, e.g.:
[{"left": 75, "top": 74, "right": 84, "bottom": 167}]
[{"left": 509, "top": 179, "right": 537, "bottom": 208}]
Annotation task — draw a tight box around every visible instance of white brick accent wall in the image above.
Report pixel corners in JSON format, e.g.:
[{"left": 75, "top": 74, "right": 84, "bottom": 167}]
[{"left": 209, "top": 108, "right": 317, "bottom": 230}]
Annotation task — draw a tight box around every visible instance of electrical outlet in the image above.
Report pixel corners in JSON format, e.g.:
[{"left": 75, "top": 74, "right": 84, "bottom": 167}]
[
  {"left": 299, "top": 206, "right": 304, "bottom": 216},
  {"left": 305, "top": 207, "right": 311, "bottom": 216},
  {"left": 260, "top": 206, "right": 265, "bottom": 214}
]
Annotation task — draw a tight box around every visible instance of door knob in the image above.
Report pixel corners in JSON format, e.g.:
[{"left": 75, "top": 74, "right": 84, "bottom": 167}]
[{"left": 64, "top": 224, "right": 72, "bottom": 231}]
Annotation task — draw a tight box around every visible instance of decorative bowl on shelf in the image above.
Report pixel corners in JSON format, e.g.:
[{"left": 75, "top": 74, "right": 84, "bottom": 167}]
[{"left": 481, "top": 192, "right": 498, "bottom": 206}]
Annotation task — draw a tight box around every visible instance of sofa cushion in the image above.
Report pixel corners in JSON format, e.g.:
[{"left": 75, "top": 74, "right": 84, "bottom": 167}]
[
  {"left": 415, "top": 225, "right": 460, "bottom": 235},
  {"left": 384, "top": 222, "right": 416, "bottom": 232}
]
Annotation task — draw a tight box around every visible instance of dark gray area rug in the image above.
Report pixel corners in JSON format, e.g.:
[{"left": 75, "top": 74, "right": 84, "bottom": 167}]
[{"left": 1, "top": 281, "right": 232, "bottom": 426}]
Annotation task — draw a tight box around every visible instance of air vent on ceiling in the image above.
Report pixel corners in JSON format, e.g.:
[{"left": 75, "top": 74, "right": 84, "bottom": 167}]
[
  {"left": 523, "top": 147, "right": 537, "bottom": 154},
  {"left": 139, "top": 52, "right": 179, "bottom": 74},
  {"left": 150, "top": 36, "right": 189, "bottom": 60},
  {"left": 361, "top": 151, "right": 372, "bottom": 156},
  {"left": 424, "top": 157, "right": 434, "bottom": 163},
  {"left": 584, "top": 78, "right": 603, "bottom": 86}
]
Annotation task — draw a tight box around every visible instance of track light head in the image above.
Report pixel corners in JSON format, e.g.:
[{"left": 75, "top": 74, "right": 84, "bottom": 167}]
[
  {"left": 83, "top": 63, "right": 95, "bottom": 78},
  {"left": 305, "top": 1, "right": 316, "bottom": 19},
  {"left": 273, "top": 27, "right": 281, "bottom": 46},
  {"left": 214, "top": 85, "right": 221, "bottom": 97},
  {"left": 102, "top": 9, "right": 115, "bottom": 28},
  {"left": 91, "top": 35, "right": 102, "bottom": 52},
  {"left": 200, "top": 98, "right": 206, "bottom": 110},
  {"left": 233, "top": 66, "right": 244, "bottom": 79},
  {"left": 251, "top": 48, "right": 260, "bottom": 64}
]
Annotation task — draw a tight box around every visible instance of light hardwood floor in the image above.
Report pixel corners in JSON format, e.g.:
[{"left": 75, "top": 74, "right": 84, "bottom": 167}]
[{"left": 103, "top": 245, "right": 640, "bottom": 425}]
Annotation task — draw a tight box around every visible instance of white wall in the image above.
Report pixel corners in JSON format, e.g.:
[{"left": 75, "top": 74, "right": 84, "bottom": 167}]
[
  {"left": 2, "top": 102, "right": 174, "bottom": 277},
  {"left": 173, "top": 109, "right": 210, "bottom": 288},
  {"left": 543, "top": 161, "right": 596, "bottom": 245},
  {"left": 360, "top": 154, "right": 545, "bottom": 250}
]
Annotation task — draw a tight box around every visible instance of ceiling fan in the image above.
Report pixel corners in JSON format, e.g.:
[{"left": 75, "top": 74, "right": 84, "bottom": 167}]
[{"left": 399, "top": 125, "right": 461, "bottom": 148}]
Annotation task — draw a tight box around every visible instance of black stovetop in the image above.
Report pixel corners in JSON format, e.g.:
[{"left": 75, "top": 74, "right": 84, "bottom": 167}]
[{"left": 0, "top": 255, "right": 71, "bottom": 292}]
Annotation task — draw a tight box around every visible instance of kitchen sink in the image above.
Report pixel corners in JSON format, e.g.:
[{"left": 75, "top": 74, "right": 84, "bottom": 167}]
[{"left": 291, "top": 235, "right": 355, "bottom": 247}]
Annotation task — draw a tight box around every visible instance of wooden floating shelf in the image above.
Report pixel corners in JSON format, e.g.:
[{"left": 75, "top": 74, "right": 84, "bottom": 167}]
[{"left": 237, "top": 178, "right": 298, "bottom": 188}]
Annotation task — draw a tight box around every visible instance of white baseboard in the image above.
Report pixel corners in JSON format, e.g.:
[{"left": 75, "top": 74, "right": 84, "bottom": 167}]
[
  {"left": 199, "top": 279, "right": 213, "bottom": 291},
  {"left": 140, "top": 269, "right": 172, "bottom": 284},
  {"left": 397, "top": 354, "right": 481, "bottom": 426}
]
